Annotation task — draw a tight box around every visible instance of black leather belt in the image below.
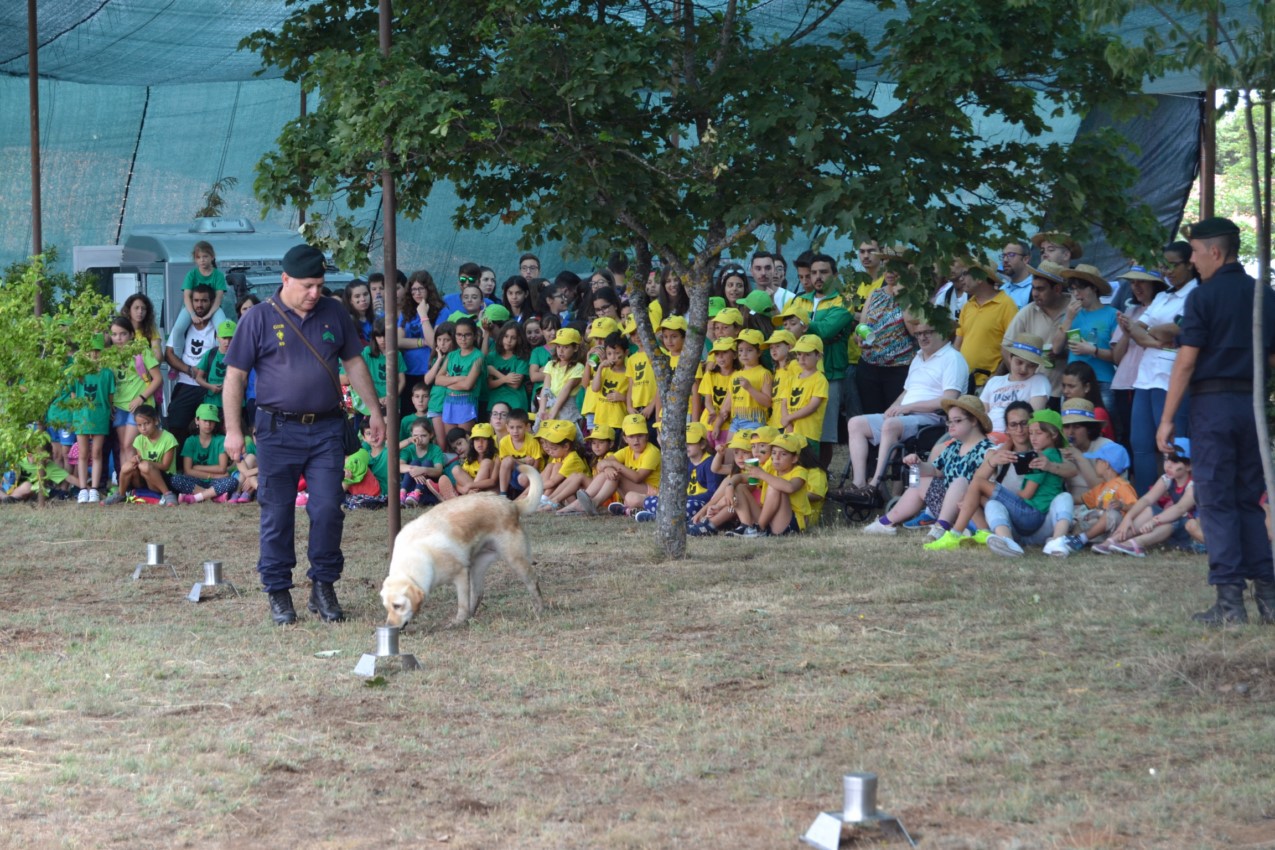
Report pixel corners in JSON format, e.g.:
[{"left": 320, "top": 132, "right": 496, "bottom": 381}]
[
  {"left": 1190, "top": 378, "right": 1252, "bottom": 395},
  {"left": 258, "top": 405, "right": 344, "bottom": 424}
]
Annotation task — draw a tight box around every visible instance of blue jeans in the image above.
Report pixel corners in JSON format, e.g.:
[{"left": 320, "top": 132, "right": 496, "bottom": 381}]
[
  {"left": 985, "top": 482, "right": 1047, "bottom": 535},
  {"left": 1130, "top": 387, "right": 1190, "bottom": 493},
  {"left": 254, "top": 410, "right": 346, "bottom": 593}
]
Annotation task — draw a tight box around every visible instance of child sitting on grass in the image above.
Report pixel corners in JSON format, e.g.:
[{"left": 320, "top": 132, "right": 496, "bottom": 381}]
[
  {"left": 632, "top": 422, "right": 720, "bottom": 523},
  {"left": 446, "top": 425, "right": 499, "bottom": 499},
  {"left": 725, "top": 433, "right": 813, "bottom": 537},
  {"left": 931, "top": 409, "right": 1067, "bottom": 557},
  {"left": 172, "top": 403, "right": 237, "bottom": 503},
  {"left": 1096, "top": 440, "right": 1202, "bottom": 556},
  {"left": 105, "top": 404, "right": 178, "bottom": 506},
  {"left": 689, "top": 430, "right": 756, "bottom": 535},
  {"left": 537, "top": 420, "right": 590, "bottom": 511},
  {"left": 1045, "top": 444, "right": 1136, "bottom": 555},
  {"left": 563, "top": 414, "right": 660, "bottom": 516},
  {"left": 498, "top": 408, "right": 545, "bottom": 498},
  {"left": 400, "top": 420, "right": 445, "bottom": 507},
  {"left": 342, "top": 448, "right": 386, "bottom": 510},
  {"left": 1, "top": 444, "right": 78, "bottom": 503}
]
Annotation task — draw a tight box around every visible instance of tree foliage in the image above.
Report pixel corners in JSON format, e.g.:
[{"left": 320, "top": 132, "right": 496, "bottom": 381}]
[
  {"left": 246, "top": 0, "right": 1164, "bottom": 554},
  {"left": 0, "top": 256, "right": 126, "bottom": 493}
]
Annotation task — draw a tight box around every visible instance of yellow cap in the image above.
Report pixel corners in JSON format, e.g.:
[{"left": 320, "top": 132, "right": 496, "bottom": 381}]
[
  {"left": 539, "top": 419, "right": 577, "bottom": 443},
  {"left": 619, "top": 315, "right": 637, "bottom": 335},
  {"left": 588, "top": 317, "right": 619, "bottom": 339},
  {"left": 621, "top": 413, "right": 649, "bottom": 436},
  {"left": 727, "top": 431, "right": 754, "bottom": 451},
  {"left": 659, "top": 315, "right": 688, "bottom": 332},
  {"left": 469, "top": 423, "right": 496, "bottom": 439},
  {"left": 710, "top": 337, "right": 738, "bottom": 353},
  {"left": 763, "top": 329, "right": 796, "bottom": 348},
  {"left": 750, "top": 425, "right": 781, "bottom": 443},
  {"left": 714, "top": 307, "right": 743, "bottom": 326},
  {"left": 586, "top": 424, "right": 616, "bottom": 442},
  {"left": 736, "top": 329, "right": 765, "bottom": 348},
  {"left": 792, "top": 334, "right": 824, "bottom": 354},
  {"left": 685, "top": 421, "right": 708, "bottom": 444},
  {"left": 770, "top": 433, "right": 807, "bottom": 455},
  {"left": 553, "top": 328, "right": 582, "bottom": 346},
  {"left": 777, "top": 300, "right": 811, "bottom": 326}
]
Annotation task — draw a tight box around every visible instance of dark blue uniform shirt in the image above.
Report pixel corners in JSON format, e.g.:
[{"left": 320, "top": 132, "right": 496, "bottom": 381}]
[
  {"left": 225, "top": 290, "right": 363, "bottom": 413},
  {"left": 1179, "top": 262, "right": 1275, "bottom": 384}
]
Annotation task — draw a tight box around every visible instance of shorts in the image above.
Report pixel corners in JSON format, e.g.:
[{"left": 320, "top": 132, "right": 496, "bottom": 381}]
[
  {"left": 729, "top": 413, "right": 766, "bottom": 435},
  {"left": 986, "top": 482, "right": 1047, "bottom": 535},
  {"left": 861, "top": 412, "right": 942, "bottom": 445},
  {"left": 112, "top": 408, "right": 137, "bottom": 428},
  {"left": 1152, "top": 505, "right": 1205, "bottom": 552},
  {"left": 47, "top": 427, "right": 75, "bottom": 446},
  {"left": 443, "top": 396, "right": 478, "bottom": 424}
]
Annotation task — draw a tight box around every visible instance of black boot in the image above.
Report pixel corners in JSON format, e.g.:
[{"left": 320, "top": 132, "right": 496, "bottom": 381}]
[
  {"left": 308, "top": 581, "right": 346, "bottom": 622},
  {"left": 1252, "top": 580, "right": 1275, "bottom": 625},
  {"left": 1191, "top": 584, "right": 1249, "bottom": 626},
  {"left": 268, "top": 590, "right": 297, "bottom": 626}
]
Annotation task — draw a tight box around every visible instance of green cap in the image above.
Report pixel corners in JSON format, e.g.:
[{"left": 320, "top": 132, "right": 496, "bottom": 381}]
[
  {"left": 483, "top": 304, "right": 511, "bottom": 324},
  {"left": 89, "top": 333, "right": 105, "bottom": 351},
  {"left": 707, "top": 296, "right": 726, "bottom": 318},
  {"left": 447, "top": 310, "right": 470, "bottom": 323},
  {"left": 739, "top": 290, "right": 774, "bottom": 316},
  {"left": 343, "top": 448, "right": 370, "bottom": 485},
  {"left": 1029, "top": 409, "right": 1069, "bottom": 447},
  {"left": 216, "top": 320, "right": 237, "bottom": 338},
  {"left": 195, "top": 403, "right": 221, "bottom": 423}
]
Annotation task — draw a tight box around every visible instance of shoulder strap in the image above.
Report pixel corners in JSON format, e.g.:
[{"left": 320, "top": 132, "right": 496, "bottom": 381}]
[{"left": 267, "top": 298, "right": 345, "bottom": 402}]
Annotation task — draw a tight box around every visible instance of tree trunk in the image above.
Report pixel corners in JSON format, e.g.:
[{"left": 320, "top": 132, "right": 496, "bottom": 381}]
[{"left": 1243, "top": 91, "right": 1275, "bottom": 570}]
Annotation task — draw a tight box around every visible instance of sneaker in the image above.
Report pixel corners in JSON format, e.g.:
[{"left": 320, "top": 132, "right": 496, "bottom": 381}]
[
  {"left": 966, "top": 529, "right": 993, "bottom": 546},
  {"left": 295, "top": 492, "right": 310, "bottom": 507},
  {"left": 76, "top": 489, "right": 90, "bottom": 504},
  {"left": 986, "top": 535, "right": 1024, "bottom": 557},
  {"left": 87, "top": 489, "right": 100, "bottom": 503},
  {"left": 404, "top": 492, "right": 420, "bottom": 507},
  {"left": 1044, "top": 534, "right": 1085, "bottom": 557},
  {"left": 1109, "top": 539, "right": 1146, "bottom": 557},
  {"left": 158, "top": 492, "right": 178, "bottom": 507},
  {"left": 725, "top": 525, "right": 764, "bottom": 538},
  {"left": 634, "top": 510, "right": 656, "bottom": 523},
  {"left": 437, "top": 477, "right": 457, "bottom": 500},
  {"left": 926, "top": 525, "right": 946, "bottom": 541},
  {"left": 425, "top": 480, "right": 443, "bottom": 501},
  {"left": 1091, "top": 539, "right": 1115, "bottom": 555},
  {"left": 902, "top": 510, "right": 936, "bottom": 530},
  {"left": 102, "top": 490, "right": 127, "bottom": 506},
  {"left": 688, "top": 521, "right": 718, "bottom": 537},
  {"left": 178, "top": 494, "right": 197, "bottom": 505},
  {"left": 924, "top": 530, "right": 965, "bottom": 551},
  {"left": 575, "top": 489, "right": 597, "bottom": 516},
  {"left": 213, "top": 493, "right": 230, "bottom": 504},
  {"left": 607, "top": 502, "right": 628, "bottom": 517},
  {"left": 862, "top": 518, "right": 897, "bottom": 536}
]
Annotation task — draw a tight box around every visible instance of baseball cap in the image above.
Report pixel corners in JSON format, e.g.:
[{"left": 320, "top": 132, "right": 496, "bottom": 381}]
[
  {"left": 552, "top": 328, "right": 582, "bottom": 346},
  {"left": 195, "top": 403, "right": 221, "bottom": 422},
  {"left": 736, "top": 329, "right": 765, "bottom": 348},
  {"left": 621, "top": 413, "right": 649, "bottom": 436},
  {"left": 792, "top": 334, "right": 824, "bottom": 354},
  {"left": 763, "top": 329, "right": 796, "bottom": 349},
  {"left": 469, "top": 423, "right": 496, "bottom": 439},
  {"left": 216, "top": 320, "right": 237, "bottom": 339},
  {"left": 658, "top": 315, "right": 688, "bottom": 332},
  {"left": 483, "top": 304, "right": 511, "bottom": 324},
  {"left": 770, "top": 433, "right": 806, "bottom": 455}
]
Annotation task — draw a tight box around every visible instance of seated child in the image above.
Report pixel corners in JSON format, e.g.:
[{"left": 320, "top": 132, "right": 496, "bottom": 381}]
[
  {"left": 105, "top": 404, "right": 178, "bottom": 506},
  {"left": 556, "top": 425, "right": 615, "bottom": 515},
  {"left": 172, "top": 404, "right": 238, "bottom": 503},
  {"left": 538, "top": 420, "right": 590, "bottom": 511},
  {"left": 229, "top": 431, "right": 259, "bottom": 503},
  {"left": 727, "top": 433, "right": 812, "bottom": 537},
  {"left": 932, "top": 409, "right": 1067, "bottom": 557},
  {"left": 447, "top": 424, "right": 500, "bottom": 498},
  {"left": 1049, "top": 443, "right": 1136, "bottom": 553},
  {"left": 342, "top": 448, "right": 386, "bottom": 510},
  {"left": 1096, "top": 440, "right": 1203, "bottom": 556},
  {"left": 400, "top": 420, "right": 446, "bottom": 507},
  {"left": 1, "top": 444, "right": 78, "bottom": 503},
  {"left": 564, "top": 414, "right": 660, "bottom": 515},
  {"left": 632, "top": 421, "right": 720, "bottom": 523},
  {"left": 689, "top": 430, "right": 755, "bottom": 535},
  {"left": 399, "top": 382, "right": 431, "bottom": 450},
  {"left": 498, "top": 409, "right": 545, "bottom": 497},
  {"left": 360, "top": 418, "right": 390, "bottom": 500}
]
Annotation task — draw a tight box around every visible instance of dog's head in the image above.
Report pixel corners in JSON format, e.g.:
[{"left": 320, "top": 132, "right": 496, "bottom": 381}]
[{"left": 380, "top": 574, "right": 426, "bottom": 627}]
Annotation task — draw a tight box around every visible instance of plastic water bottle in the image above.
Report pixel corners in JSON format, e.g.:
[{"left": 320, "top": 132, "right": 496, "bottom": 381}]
[{"left": 907, "top": 464, "right": 920, "bottom": 488}]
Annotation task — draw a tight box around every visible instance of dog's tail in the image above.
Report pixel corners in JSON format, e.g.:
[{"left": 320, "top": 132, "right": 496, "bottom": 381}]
[{"left": 516, "top": 464, "right": 544, "bottom": 516}]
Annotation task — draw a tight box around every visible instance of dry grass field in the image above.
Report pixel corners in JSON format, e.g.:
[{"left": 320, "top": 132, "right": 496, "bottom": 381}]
[{"left": 1, "top": 499, "right": 1273, "bottom": 849}]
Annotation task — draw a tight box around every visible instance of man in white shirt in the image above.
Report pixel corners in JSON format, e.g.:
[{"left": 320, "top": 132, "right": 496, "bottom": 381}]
[
  {"left": 1000, "top": 239, "right": 1034, "bottom": 309},
  {"left": 164, "top": 284, "right": 218, "bottom": 446}
]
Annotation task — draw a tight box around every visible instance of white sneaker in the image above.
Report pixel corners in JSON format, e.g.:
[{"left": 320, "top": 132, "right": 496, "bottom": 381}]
[
  {"left": 927, "top": 525, "right": 945, "bottom": 541},
  {"left": 862, "top": 518, "right": 897, "bottom": 536},
  {"left": 87, "top": 489, "right": 100, "bottom": 503},
  {"left": 76, "top": 489, "right": 90, "bottom": 504},
  {"left": 1042, "top": 537, "right": 1070, "bottom": 558},
  {"left": 987, "top": 535, "right": 1024, "bottom": 558}
]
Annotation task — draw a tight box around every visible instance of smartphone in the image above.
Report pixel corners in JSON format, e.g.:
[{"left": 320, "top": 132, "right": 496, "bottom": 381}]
[{"left": 1013, "top": 451, "right": 1038, "bottom": 475}]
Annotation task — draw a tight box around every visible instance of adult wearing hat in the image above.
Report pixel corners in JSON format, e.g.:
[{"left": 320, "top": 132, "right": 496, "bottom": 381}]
[
  {"left": 857, "top": 252, "right": 919, "bottom": 414},
  {"left": 1030, "top": 231, "right": 1083, "bottom": 267},
  {"left": 224, "top": 244, "right": 386, "bottom": 626},
  {"left": 954, "top": 257, "right": 1017, "bottom": 393},
  {"left": 1001, "top": 260, "right": 1072, "bottom": 401},
  {"left": 1126, "top": 241, "right": 1199, "bottom": 492},
  {"left": 1110, "top": 266, "right": 1168, "bottom": 446},
  {"left": 1059, "top": 264, "right": 1119, "bottom": 418},
  {"left": 1158, "top": 217, "right": 1275, "bottom": 626}
]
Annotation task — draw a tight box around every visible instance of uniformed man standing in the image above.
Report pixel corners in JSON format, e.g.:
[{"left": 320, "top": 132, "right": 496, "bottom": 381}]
[
  {"left": 223, "top": 245, "right": 386, "bottom": 626},
  {"left": 1157, "top": 217, "right": 1275, "bottom": 625}
]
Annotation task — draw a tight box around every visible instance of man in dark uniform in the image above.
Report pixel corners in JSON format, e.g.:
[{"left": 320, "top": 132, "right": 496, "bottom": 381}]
[
  {"left": 1157, "top": 217, "right": 1275, "bottom": 626},
  {"left": 222, "top": 245, "right": 386, "bottom": 625}
]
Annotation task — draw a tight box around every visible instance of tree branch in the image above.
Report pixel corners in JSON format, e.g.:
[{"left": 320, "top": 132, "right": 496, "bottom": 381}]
[{"left": 783, "top": 0, "right": 850, "bottom": 45}]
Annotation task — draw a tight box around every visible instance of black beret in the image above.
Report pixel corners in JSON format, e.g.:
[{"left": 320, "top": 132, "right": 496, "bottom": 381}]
[
  {"left": 1183, "top": 217, "right": 1240, "bottom": 240},
  {"left": 282, "top": 244, "right": 328, "bottom": 278}
]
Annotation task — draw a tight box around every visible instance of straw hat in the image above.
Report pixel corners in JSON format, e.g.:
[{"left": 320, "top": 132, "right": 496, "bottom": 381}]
[
  {"left": 1027, "top": 260, "right": 1069, "bottom": 286},
  {"left": 1059, "top": 399, "right": 1098, "bottom": 426},
  {"left": 1060, "top": 264, "right": 1112, "bottom": 297},
  {"left": 1030, "top": 231, "right": 1084, "bottom": 259},
  {"left": 1004, "top": 333, "right": 1053, "bottom": 369},
  {"left": 940, "top": 394, "right": 992, "bottom": 432}
]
